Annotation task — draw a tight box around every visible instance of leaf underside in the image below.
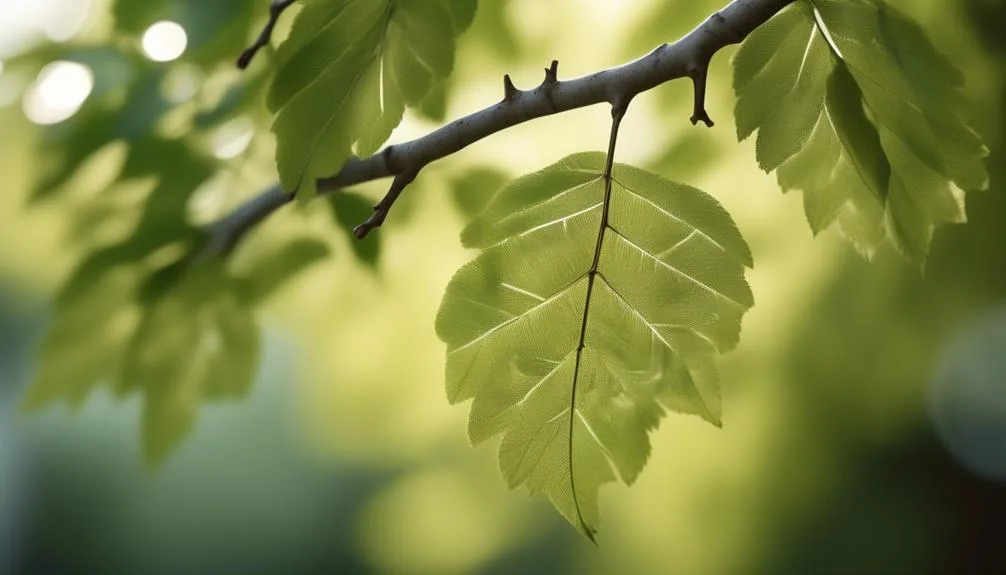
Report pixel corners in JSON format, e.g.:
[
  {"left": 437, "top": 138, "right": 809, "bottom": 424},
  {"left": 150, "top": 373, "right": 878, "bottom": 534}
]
[
  {"left": 436, "top": 153, "right": 754, "bottom": 540},
  {"left": 269, "top": 0, "right": 475, "bottom": 200},
  {"left": 733, "top": 0, "right": 989, "bottom": 265}
]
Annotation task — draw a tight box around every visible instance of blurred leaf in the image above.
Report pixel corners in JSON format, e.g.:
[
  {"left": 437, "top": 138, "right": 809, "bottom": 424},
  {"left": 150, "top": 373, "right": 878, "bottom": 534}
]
[
  {"left": 113, "top": 69, "right": 173, "bottom": 141},
  {"left": 113, "top": 0, "right": 256, "bottom": 67},
  {"left": 25, "top": 47, "right": 182, "bottom": 201},
  {"left": 734, "top": 0, "right": 989, "bottom": 265},
  {"left": 643, "top": 130, "right": 722, "bottom": 185},
  {"left": 966, "top": 0, "right": 1006, "bottom": 53},
  {"left": 416, "top": 81, "right": 449, "bottom": 123},
  {"left": 123, "top": 137, "right": 216, "bottom": 229},
  {"left": 238, "top": 238, "right": 332, "bottom": 303},
  {"left": 623, "top": 0, "right": 718, "bottom": 58},
  {"left": 436, "top": 152, "right": 753, "bottom": 540},
  {"left": 113, "top": 0, "right": 169, "bottom": 33},
  {"left": 268, "top": 0, "right": 475, "bottom": 200},
  {"left": 24, "top": 251, "right": 262, "bottom": 466},
  {"left": 22, "top": 264, "right": 142, "bottom": 411},
  {"left": 449, "top": 166, "right": 509, "bottom": 218},
  {"left": 126, "top": 263, "right": 259, "bottom": 467},
  {"left": 193, "top": 71, "right": 270, "bottom": 131},
  {"left": 466, "top": 0, "right": 521, "bottom": 60},
  {"left": 328, "top": 192, "right": 382, "bottom": 268},
  {"left": 33, "top": 107, "right": 119, "bottom": 201},
  {"left": 448, "top": 0, "right": 479, "bottom": 33}
]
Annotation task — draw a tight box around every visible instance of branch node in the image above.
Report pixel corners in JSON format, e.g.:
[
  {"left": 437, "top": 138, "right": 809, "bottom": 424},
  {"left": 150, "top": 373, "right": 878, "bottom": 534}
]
[
  {"left": 687, "top": 64, "right": 715, "bottom": 128},
  {"left": 353, "top": 168, "right": 422, "bottom": 239},
  {"left": 237, "top": 0, "right": 298, "bottom": 70},
  {"left": 503, "top": 74, "right": 521, "bottom": 103}
]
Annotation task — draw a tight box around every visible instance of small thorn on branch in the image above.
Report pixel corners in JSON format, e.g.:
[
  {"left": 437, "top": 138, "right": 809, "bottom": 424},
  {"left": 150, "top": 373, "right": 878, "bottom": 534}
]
[
  {"left": 237, "top": 0, "right": 298, "bottom": 70},
  {"left": 687, "top": 64, "right": 714, "bottom": 128},
  {"left": 503, "top": 74, "right": 520, "bottom": 102},
  {"left": 543, "top": 60, "right": 559, "bottom": 87},
  {"left": 353, "top": 168, "right": 422, "bottom": 239}
]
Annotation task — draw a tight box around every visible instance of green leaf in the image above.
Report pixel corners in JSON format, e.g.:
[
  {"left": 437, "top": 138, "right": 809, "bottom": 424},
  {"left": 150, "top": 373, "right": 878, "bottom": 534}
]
[
  {"left": 22, "top": 264, "right": 143, "bottom": 412},
  {"left": 126, "top": 264, "right": 260, "bottom": 467},
  {"left": 436, "top": 153, "right": 753, "bottom": 540},
  {"left": 23, "top": 252, "right": 262, "bottom": 466},
  {"left": 238, "top": 238, "right": 332, "bottom": 302},
  {"left": 733, "top": 0, "right": 988, "bottom": 264},
  {"left": 269, "top": 0, "right": 474, "bottom": 200},
  {"left": 449, "top": 166, "right": 510, "bottom": 218}
]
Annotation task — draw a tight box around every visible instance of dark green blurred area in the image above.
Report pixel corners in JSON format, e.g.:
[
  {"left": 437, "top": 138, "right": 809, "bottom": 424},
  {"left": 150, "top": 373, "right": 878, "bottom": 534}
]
[{"left": 1, "top": 0, "right": 1005, "bottom": 573}]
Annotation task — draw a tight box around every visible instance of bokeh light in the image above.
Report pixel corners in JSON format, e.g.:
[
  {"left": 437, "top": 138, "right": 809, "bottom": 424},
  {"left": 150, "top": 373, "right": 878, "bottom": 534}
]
[
  {"left": 162, "top": 63, "right": 203, "bottom": 103},
  {"left": 929, "top": 307, "right": 1006, "bottom": 482},
  {"left": 21, "top": 60, "right": 93, "bottom": 125},
  {"left": 141, "top": 21, "right": 187, "bottom": 62},
  {"left": 42, "top": 0, "right": 91, "bottom": 42},
  {"left": 211, "top": 116, "right": 254, "bottom": 160}
]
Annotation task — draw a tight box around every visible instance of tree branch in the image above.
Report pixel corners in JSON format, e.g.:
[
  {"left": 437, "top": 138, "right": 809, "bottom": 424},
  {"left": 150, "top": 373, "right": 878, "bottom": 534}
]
[
  {"left": 210, "top": 0, "right": 793, "bottom": 256},
  {"left": 237, "top": 0, "right": 298, "bottom": 70}
]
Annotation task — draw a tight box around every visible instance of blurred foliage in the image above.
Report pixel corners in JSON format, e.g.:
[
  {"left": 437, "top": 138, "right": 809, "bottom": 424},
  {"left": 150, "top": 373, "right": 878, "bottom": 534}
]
[
  {"left": 328, "top": 193, "right": 382, "bottom": 269},
  {"left": 0, "top": 0, "right": 1003, "bottom": 572},
  {"left": 735, "top": 0, "right": 988, "bottom": 264}
]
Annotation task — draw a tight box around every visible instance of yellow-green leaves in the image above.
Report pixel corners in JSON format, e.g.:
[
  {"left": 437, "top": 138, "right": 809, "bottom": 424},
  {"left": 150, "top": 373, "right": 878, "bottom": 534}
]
[
  {"left": 22, "top": 238, "right": 330, "bottom": 467},
  {"left": 127, "top": 265, "right": 259, "bottom": 465},
  {"left": 436, "top": 153, "right": 753, "bottom": 540},
  {"left": 269, "top": 0, "right": 475, "bottom": 200},
  {"left": 734, "top": 0, "right": 989, "bottom": 264}
]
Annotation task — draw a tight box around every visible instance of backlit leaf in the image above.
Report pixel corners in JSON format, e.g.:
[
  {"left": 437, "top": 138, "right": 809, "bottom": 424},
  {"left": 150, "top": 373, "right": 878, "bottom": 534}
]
[
  {"left": 436, "top": 152, "right": 753, "bottom": 540},
  {"left": 733, "top": 0, "right": 988, "bottom": 264},
  {"left": 269, "top": 0, "right": 475, "bottom": 200}
]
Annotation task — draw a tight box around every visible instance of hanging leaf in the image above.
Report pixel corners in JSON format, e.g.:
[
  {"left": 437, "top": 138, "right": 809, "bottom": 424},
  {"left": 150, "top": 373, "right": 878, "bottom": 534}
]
[
  {"left": 269, "top": 0, "right": 476, "bottom": 200},
  {"left": 733, "top": 0, "right": 988, "bottom": 264},
  {"left": 436, "top": 152, "right": 753, "bottom": 540}
]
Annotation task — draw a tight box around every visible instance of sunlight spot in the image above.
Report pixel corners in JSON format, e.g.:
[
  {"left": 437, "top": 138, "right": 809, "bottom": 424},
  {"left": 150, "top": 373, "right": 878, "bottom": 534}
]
[
  {"left": 22, "top": 60, "right": 93, "bottom": 124},
  {"left": 212, "top": 117, "right": 254, "bottom": 160},
  {"left": 44, "top": 0, "right": 91, "bottom": 42},
  {"left": 0, "top": 72, "right": 25, "bottom": 108},
  {"left": 142, "top": 21, "right": 187, "bottom": 62},
  {"left": 187, "top": 176, "right": 228, "bottom": 225},
  {"left": 162, "top": 63, "right": 203, "bottom": 103}
]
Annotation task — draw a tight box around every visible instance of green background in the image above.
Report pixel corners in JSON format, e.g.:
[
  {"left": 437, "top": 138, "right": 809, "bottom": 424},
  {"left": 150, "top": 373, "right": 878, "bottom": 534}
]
[{"left": 1, "top": 0, "right": 1004, "bottom": 572}]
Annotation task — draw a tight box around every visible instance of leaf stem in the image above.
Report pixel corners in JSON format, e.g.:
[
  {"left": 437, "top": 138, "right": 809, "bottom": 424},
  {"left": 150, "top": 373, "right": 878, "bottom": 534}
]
[
  {"left": 237, "top": 0, "right": 298, "bottom": 70},
  {"left": 568, "top": 101, "right": 630, "bottom": 544}
]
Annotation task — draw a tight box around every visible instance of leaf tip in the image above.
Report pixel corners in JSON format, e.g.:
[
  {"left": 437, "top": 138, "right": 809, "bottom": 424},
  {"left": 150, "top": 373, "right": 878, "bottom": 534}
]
[{"left": 578, "top": 521, "right": 600, "bottom": 546}]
